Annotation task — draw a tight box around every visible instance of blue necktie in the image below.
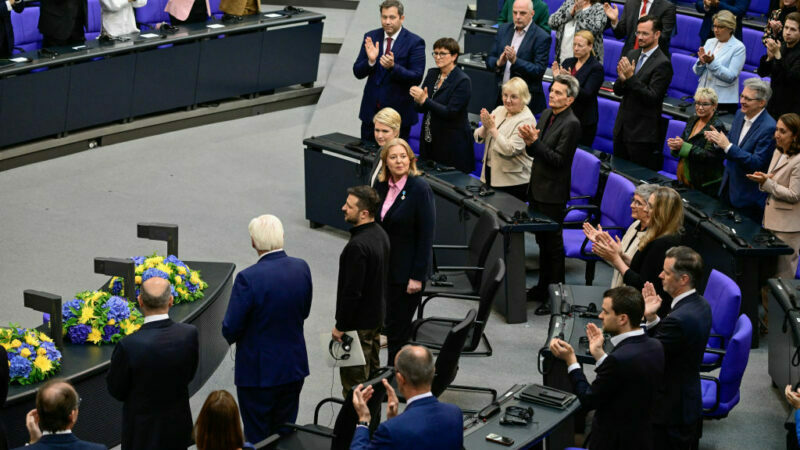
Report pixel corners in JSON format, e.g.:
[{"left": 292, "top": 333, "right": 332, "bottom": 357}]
[{"left": 635, "top": 53, "right": 648, "bottom": 74}]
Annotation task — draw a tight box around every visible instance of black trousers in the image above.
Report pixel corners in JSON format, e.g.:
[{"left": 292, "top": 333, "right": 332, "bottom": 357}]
[
  {"left": 531, "top": 200, "right": 566, "bottom": 296},
  {"left": 578, "top": 122, "right": 597, "bottom": 148},
  {"left": 170, "top": 0, "right": 209, "bottom": 25},
  {"left": 485, "top": 168, "right": 528, "bottom": 202},
  {"left": 42, "top": 19, "right": 86, "bottom": 47},
  {"left": 613, "top": 137, "right": 663, "bottom": 171},
  {"left": 653, "top": 420, "right": 700, "bottom": 450},
  {"left": 384, "top": 283, "right": 421, "bottom": 366},
  {"left": 237, "top": 379, "right": 304, "bottom": 443},
  {"left": 361, "top": 121, "right": 411, "bottom": 144}
]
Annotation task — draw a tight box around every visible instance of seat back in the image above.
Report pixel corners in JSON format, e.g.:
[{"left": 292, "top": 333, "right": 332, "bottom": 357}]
[
  {"left": 670, "top": 15, "right": 702, "bottom": 56},
  {"left": 86, "top": 0, "right": 102, "bottom": 40},
  {"left": 598, "top": 172, "right": 635, "bottom": 233},
  {"left": 549, "top": 30, "right": 556, "bottom": 64},
  {"left": 747, "top": 0, "right": 770, "bottom": 17},
  {"left": 667, "top": 53, "right": 698, "bottom": 100},
  {"left": 703, "top": 269, "right": 742, "bottom": 348},
  {"left": 134, "top": 0, "right": 171, "bottom": 29},
  {"left": 331, "top": 367, "right": 395, "bottom": 450},
  {"left": 713, "top": 315, "right": 753, "bottom": 415},
  {"left": 209, "top": 0, "right": 223, "bottom": 19},
  {"left": 593, "top": 98, "right": 619, "bottom": 154},
  {"left": 473, "top": 140, "right": 485, "bottom": 178},
  {"left": 465, "top": 211, "right": 500, "bottom": 287},
  {"left": 742, "top": 28, "right": 766, "bottom": 72},
  {"left": 431, "top": 309, "right": 477, "bottom": 397},
  {"left": 408, "top": 112, "right": 423, "bottom": 156},
  {"left": 11, "top": 6, "right": 43, "bottom": 52},
  {"left": 603, "top": 39, "right": 624, "bottom": 80},
  {"left": 468, "top": 259, "right": 506, "bottom": 350},
  {"left": 660, "top": 119, "right": 686, "bottom": 177},
  {"left": 568, "top": 149, "right": 601, "bottom": 207}
]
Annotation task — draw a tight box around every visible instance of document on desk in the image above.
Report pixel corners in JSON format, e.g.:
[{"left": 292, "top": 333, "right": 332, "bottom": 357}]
[
  {"left": 264, "top": 13, "right": 282, "bottom": 18},
  {"left": 207, "top": 24, "right": 225, "bottom": 29},
  {"left": 140, "top": 33, "right": 159, "bottom": 39}
]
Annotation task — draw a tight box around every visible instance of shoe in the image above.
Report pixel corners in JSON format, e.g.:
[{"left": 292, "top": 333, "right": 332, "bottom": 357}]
[
  {"left": 380, "top": 334, "right": 388, "bottom": 348},
  {"left": 534, "top": 303, "right": 551, "bottom": 316}
]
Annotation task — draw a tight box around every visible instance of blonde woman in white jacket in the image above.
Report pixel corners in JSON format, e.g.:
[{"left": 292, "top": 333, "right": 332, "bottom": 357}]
[{"left": 475, "top": 77, "right": 536, "bottom": 202}]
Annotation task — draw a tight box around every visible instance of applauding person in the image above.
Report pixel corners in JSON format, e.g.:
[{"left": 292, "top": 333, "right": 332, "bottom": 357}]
[
  {"left": 693, "top": 11, "right": 745, "bottom": 114},
  {"left": 758, "top": 12, "right": 800, "bottom": 118}
]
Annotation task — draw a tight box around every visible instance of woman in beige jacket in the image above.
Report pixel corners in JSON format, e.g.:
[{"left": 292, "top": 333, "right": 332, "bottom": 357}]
[
  {"left": 475, "top": 77, "right": 537, "bottom": 201},
  {"left": 747, "top": 113, "right": 800, "bottom": 279}
]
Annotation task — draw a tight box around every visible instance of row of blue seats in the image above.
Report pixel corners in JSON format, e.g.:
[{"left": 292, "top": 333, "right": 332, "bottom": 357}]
[
  {"left": 541, "top": 0, "right": 773, "bottom": 21},
  {"left": 10, "top": 0, "right": 224, "bottom": 53}
]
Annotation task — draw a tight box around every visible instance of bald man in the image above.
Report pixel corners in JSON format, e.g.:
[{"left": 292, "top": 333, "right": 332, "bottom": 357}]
[{"left": 107, "top": 277, "right": 199, "bottom": 450}]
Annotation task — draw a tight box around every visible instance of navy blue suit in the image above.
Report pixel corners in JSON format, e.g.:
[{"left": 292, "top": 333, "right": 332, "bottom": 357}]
[
  {"left": 12, "top": 434, "right": 107, "bottom": 450},
  {"left": 222, "top": 250, "right": 312, "bottom": 443},
  {"left": 0, "top": 0, "right": 24, "bottom": 58},
  {"left": 561, "top": 55, "right": 604, "bottom": 146},
  {"left": 349, "top": 396, "right": 462, "bottom": 450},
  {"left": 415, "top": 66, "right": 474, "bottom": 173},
  {"left": 647, "top": 292, "right": 711, "bottom": 448},
  {"left": 353, "top": 27, "right": 425, "bottom": 140},
  {"left": 487, "top": 22, "right": 551, "bottom": 114},
  {"left": 375, "top": 175, "right": 435, "bottom": 364},
  {"left": 718, "top": 109, "right": 776, "bottom": 215},
  {"left": 568, "top": 334, "right": 664, "bottom": 450},
  {"left": 106, "top": 319, "right": 199, "bottom": 450}
]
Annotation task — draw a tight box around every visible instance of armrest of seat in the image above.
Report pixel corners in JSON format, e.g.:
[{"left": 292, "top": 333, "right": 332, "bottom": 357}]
[
  {"left": 418, "top": 293, "right": 480, "bottom": 318},
  {"left": 252, "top": 434, "right": 280, "bottom": 449},
  {"left": 569, "top": 195, "right": 593, "bottom": 202},
  {"left": 700, "top": 374, "right": 720, "bottom": 413},
  {"left": 313, "top": 397, "right": 344, "bottom": 425},
  {"left": 703, "top": 348, "right": 726, "bottom": 356},
  {"left": 562, "top": 205, "right": 599, "bottom": 228},
  {"left": 435, "top": 266, "right": 484, "bottom": 272},
  {"left": 433, "top": 244, "right": 470, "bottom": 250},
  {"left": 411, "top": 316, "right": 463, "bottom": 339},
  {"left": 281, "top": 423, "right": 335, "bottom": 439}
]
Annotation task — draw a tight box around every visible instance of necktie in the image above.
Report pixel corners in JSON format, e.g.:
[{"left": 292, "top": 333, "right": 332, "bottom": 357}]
[
  {"left": 634, "top": 0, "right": 648, "bottom": 49},
  {"left": 635, "top": 52, "right": 647, "bottom": 74},
  {"left": 385, "top": 37, "right": 393, "bottom": 55}
]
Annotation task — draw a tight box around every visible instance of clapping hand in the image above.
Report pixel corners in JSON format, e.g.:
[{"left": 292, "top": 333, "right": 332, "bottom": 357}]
[
  {"left": 698, "top": 47, "right": 714, "bottom": 64},
  {"left": 364, "top": 37, "right": 380, "bottom": 64},
  {"left": 585, "top": 323, "right": 606, "bottom": 361},
  {"left": 480, "top": 108, "right": 496, "bottom": 131},
  {"left": 549, "top": 338, "right": 578, "bottom": 366},
  {"left": 25, "top": 409, "right": 42, "bottom": 445},
  {"left": 571, "top": 0, "right": 585, "bottom": 16},
  {"left": 551, "top": 61, "right": 565, "bottom": 77},
  {"left": 704, "top": 125, "right": 730, "bottom": 149},
  {"left": 352, "top": 384, "right": 375, "bottom": 423},
  {"left": 503, "top": 45, "right": 517, "bottom": 64},
  {"left": 380, "top": 51, "right": 395, "bottom": 69},
  {"left": 582, "top": 222, "right": 604, "bottom": 243},
  {"left": 603, "top": 2, "right": 619, "bottom": 25},
  {"left": 592, "top": 231, "right": 622, "bottom": 262},
  {"left": 642, "top": 282, "right": 662, "bottom": 322},
  {"left": 786, "top": 385, "right": 800, "bottom": 409},
  {"left": 745, "top": 171, "right": 773, "bottom": 185},
  {"left": 769, "top": 19, "right": 783, "bottom": 33},
  {"left": 518, "top": 124, "right": 539, "bottom": 145},
  {"left": 765, "top": 38, "right": 781, "bottom": 60},
  {"left": 666, "top": 136, "right": 684, "bottom": 151},
  {"left": 409, "top": 86, "right": 428, "bottom": 104},
  {"left": 617, "top": 57, "right": 634, "bottom": 81},
  {"left": 384, "top": 379, "right": 399, "bottom": 419}
]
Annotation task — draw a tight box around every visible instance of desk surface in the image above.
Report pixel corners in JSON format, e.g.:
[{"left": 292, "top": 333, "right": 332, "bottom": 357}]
[
  {"left": 0, "top": 10, "right": 325, "bottom": 76},
  {"left": 463, "top": 384, "right": 580, "bottom": 449}
]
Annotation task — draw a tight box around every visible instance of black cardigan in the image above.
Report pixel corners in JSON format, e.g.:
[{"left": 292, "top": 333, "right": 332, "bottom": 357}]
[{"left": 623, "top": 233, "right": 682, "bottom": 318}]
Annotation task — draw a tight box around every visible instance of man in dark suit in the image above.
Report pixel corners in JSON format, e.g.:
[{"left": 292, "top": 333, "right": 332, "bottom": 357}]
[
  {"left": 705, "top": 77, "right": 777, "bottom": 222},
  {"left": 759, "top": 13, "right": 800, "bottom": 119},
  {"left": 603, "top": 0, "right": 676, "bottom": 59},
  {"left": 350, "top": 345, "right": 463, "bottom": 449},
  {"left": 106, "top": 276, "right": 199, "bottom": 450},
  {"left": 550, "top": 286, "right": 664, "bottom": 450},
  {"left": 333, "top": 186, "right": 390, "bottom": 397},
  {"left": 222, "top": 214, "right": 313, "bottom": 444},
  {"left": 695, "top": 0, "right": 748, "bottom": 42},
  {"left": 642, "top": 246, "right": 712, "bottom": 450},
  {"left": 612, "top": 15, "right": 673, "bottom": 171},
  {"left": 38, "top": 0, "right": 87, "bottom": 47},
  {"left": 0, "top": 0, "right": 24, "bottom": 59},
  {"left": 13, "top": 379, "right": 106, "bottom": 450},
  {"left": 519, "top": 74, "right": 581, "bottom": 311},
  {"left": 487, "top": 0, "right": 551, "bottom": 115},
  {"left": 353, "top": 0, "right": 425, "bottom": 142}
]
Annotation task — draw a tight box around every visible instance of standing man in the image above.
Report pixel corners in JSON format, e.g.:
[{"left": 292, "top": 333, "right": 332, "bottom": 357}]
[
  {"left": 487, "top": 0, "right": 551, "bottom": 115},
  {"left": 1, "top": 0, "right": 24, "bottom": 59},
  {"left": 38, "top": 0, "right": 87, "bottom": 47},
  {"left": 549, "top": 286, "right": 665, "bottom": 450},
  {"left": 603, "top": 0, "right": 676, "bottom": 59},
  {"left": 758, "top": 12, "right": 800, "bottom": 119},
  {"left": 333, "top": 186, "right": 390, "bottom": 397},
  {"left": 107, "top": 277, "right": 199, "bottom": 450},
  {"left": 612, "top": 15, "right": 673, "bottom": 171},
  {"left": 705, "top": 77, "right": 776, "bottom": 222},
  {"left": 642, "top": 246, "right": 712, "bottom": 450},
  {"left": 519, "top": 74, "right": 581, "bottom": 313},
  {"left": 222, "top": 214, "right": 312, "bottom": 444},
  {"left": 353, "top": 0, "right": 425, "bottom": 142}
]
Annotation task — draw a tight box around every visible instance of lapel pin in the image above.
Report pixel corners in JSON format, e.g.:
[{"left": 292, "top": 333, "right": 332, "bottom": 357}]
[{"left": 401, "top": 190, "right": 406, "bottom": 200}]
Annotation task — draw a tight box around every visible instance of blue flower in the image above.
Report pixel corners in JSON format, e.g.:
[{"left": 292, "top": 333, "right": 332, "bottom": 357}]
[
  {"left": 164, "top": 255, "right": 187, "bottom": 268},
  {"left": 170, "top": 285, "right": 178, "bottom": 298},
  {"left": 142, "top": 268, "right": 169, "bottom": 282},
  {"left": 131, "top": 256, "right": 146, "bottom": 265},
  {"left": 186, "top": 282, "right": 198, "bottom": 293},
  {"left": 102, "top": 325, "right": 120, "bottom": 342},
  {"left": 9, "top": 355, "right": 32, "bottom": 379},
  {"left": 67, "top": 324, "right": 91, "bottom": 344},
  {"left": 106, "top": 296, "right": 131, "bottom": 322},
  {"left": 19, "top": 343, "right": 35, "bottom": 356},
  {"left": 40, "top": 341, "right": 62, "bottom": 361},
  {"left": 63, "top": 298, "right": 84, "bottom": 320},
  {"left": 109, "top": 278, "right": 124, "bottom": 296}
]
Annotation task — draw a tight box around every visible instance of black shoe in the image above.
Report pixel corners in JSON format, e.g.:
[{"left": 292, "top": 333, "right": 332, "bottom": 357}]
[{"left": 534, "top": 303, "right": 551, "bottom": 316}]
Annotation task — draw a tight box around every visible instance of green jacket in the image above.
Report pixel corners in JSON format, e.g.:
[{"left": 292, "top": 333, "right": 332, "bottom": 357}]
[{"left": 498, "top": 0, "right": 551, "bottom": 33}]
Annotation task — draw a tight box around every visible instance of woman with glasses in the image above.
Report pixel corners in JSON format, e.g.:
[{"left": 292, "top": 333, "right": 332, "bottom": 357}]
[
  {"left": 410, "top": 37, "right": 473, "bottom": 173},
  {"left": 692, "top": 10, "right": 746, "bottom": 114},
  {"left": 667, "top": 87, "right": 727, "bottom": 196}
]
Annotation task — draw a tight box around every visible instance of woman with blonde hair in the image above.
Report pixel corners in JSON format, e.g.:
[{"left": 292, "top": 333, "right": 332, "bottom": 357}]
[
  {"left": 370, "top": 108, "right": 402, "bottom": 186},
  {"left": 693, "top": 10, "right": 746, "bottom": 114},
  {"left": 593, "top": 186, "right": 684, "bottom": 317}
]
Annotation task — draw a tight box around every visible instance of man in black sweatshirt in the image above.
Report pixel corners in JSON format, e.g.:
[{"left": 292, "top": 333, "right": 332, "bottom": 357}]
[{"left": 333, "top": 185, "right": 391, "bottom": 396}]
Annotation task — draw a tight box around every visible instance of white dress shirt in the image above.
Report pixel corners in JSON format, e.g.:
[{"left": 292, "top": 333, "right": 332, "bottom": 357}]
[
  {"left": 144, "top": 313, "right": 170, "bottom": 324},
  {"left": 504, "top": 23, "right": 531, "bottom": 83},
  {"left": 567, "top": 328, "right": 645, "bottom": 373},
  {"left": 644, "top": 288, "right": 696, "bottom": 329},
  {"left": 368, "top": 27, "right": 402, "bottom": 67},
  {"left": 725, "top": 108, "right": 766, "bottom": 153}
]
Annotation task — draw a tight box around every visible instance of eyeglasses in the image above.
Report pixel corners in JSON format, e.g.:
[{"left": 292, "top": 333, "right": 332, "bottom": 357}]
[
  {"left": 712, "top": 24, "right": 727, "bottom": 29},
  {"left": 432, "top": 52, "right": 452, "bottom": 58},
  {"left": 634, "top": 31, "right": 652, "bottom": 36},
  {"left": 694, "top": 102, "right": 714, "bottom": 107},
  {"left": 740, "top": 94, "right": 758, "bottom": 102}
]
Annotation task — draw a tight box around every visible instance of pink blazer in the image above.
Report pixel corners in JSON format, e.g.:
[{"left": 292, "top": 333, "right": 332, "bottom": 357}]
[{"left": 165, "top": 0, "right": 210, "bottom": 21}]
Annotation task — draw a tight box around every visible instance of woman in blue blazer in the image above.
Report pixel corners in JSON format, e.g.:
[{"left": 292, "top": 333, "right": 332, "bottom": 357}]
[
  {"left": 554, "top": 30, "right": 604, "bottom": 147},
  {"left": 693, "top": 10, "right": 746, "bottom": 114},
  {"left": 410, "top": 37, "right": 474, "bottom": 173},
  {"left": 375, "top": 138, "right": 435, "bottom": 365}
]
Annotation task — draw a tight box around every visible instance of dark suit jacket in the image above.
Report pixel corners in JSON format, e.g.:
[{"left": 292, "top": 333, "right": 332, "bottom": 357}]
[
  {"left": 610, "top": 0, "right": 676, "bottom": 59},
  {"left": 613, "top": 47, "right": 673, "bottom": 144},
  {"left": 525, "top": 107, "right": 582, "bottom": 205},
  {"left": 623, "top": 233, "right": 680, "bottom": 318},
  {"left": 670, "top": 113, "right": 727, "bottom": 196},
  {"left": 569, "top": 334, "right": 664, "bottom": 450},
  {"left": 487, "top": 22, "right": 551, "bottom": 114},
  {"left": 561, "top": 56, "right": 604, "bottom": 127},
  {"left": 38, "top": 0, "right": 87, "bottom": 42},
  {"left": 353, "top": 27, "right": 425, "bottom": 127},
  {"left": 0, "top": 0, "right": 24, "bottom": 58},
  {"left": 758, "top": 43, "right": 800, "bottom": 119},
  {"left": 106, "top": 319, "right": 199, "bottom": 450},
  {"left": 375, "top": 175, "right": 436, "bottom": 285},
  {"left": 222, "top": 250, "right": 312, "bottom": 387},
  {"left": 416, "top": 66, "right": 474, "bottom": 173},
  {"left": 12, "top": 434, "right": 107, "bottom": 450},
  {"left": 695, "top": 0, "right": 748, "bottom": 42},
  {"left": 647, "top": 292, "right": 712, "bottom": 426},
  {"left": 349, "top": 396, "right": 463, "bottom": 450},
  {"left": 336, "top": 222, "right": 390, "bottom": 331},
  {"left": 718, "top": 109, "right": 777, "bottom": 210}
]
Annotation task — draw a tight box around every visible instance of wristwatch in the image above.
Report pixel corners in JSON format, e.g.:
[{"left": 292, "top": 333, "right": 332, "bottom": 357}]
[{"left": 357, "top": 420, "right": 370, "bottom": 427}]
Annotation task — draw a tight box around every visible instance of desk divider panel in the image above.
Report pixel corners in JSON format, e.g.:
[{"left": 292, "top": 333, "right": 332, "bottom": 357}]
[
  {"left": 132, "top": 42, "right": 202, "bottom": 117},
  {"left": 0, "top": 67, "right": 70, "bottom": 147},
  {"left": 195, "top": 32, "right": 263, "bottom": 103},
  {"left": 66, "top": 54, "right": 138, "bottom": 130},
  {"left": 258, "top": 21, "right": 323, "bottom": 92}
]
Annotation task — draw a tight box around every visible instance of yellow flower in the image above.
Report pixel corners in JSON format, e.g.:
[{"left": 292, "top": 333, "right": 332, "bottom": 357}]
[
  {"left": 174, "top": 276, "right": 182, "bottom": 284},
  {"left": 0, "top": 343, "right": 10, "bottom": 351},
  {"left": 176, "top": 266, "right": 187, "bottom": 275},
  {"left": 156, "top": 263, "right": 172, "bottom": 275},
  {"left": 135, "top": 275, "right": 142, "bottom": 284},
  {"left": 190, "top": 274, "right": 201, "bottom": 285},
  {"left": 37, "top": 347, "right": 47, "bottom": 356},
  {"left": 10, "top": 339, "right": 21, "bottom": 348},
  {"left": 108, "top": 319, "right": 116, "bottom": 326},
  {"left": 79, "top": 307, "right": 95, "bottom": 324},
  {"left": 39, "top": 333, "right": 53, "bottom": 343},
  {"left": 25, "top": 334, "right": 40, "bottom": 347},
  {"left": 33, "top": 355, "right": 53, "bottom": 372},
  {"left": 125, "top": 323, "right": 141, "bottom": 335},
  {"left": 177, "top": 287, "right": 187, "bottom": 296},
  {"left": 20, "top": 348, "right": 31, "bottom": 358},
  {"left": 87, "top": 329, "right": 102, "bottom": 344},
  {"left": 135, "top": 265, "right": 144, "bottom": 275}
]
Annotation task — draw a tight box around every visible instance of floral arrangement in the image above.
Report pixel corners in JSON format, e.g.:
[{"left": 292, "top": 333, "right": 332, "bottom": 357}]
[
  {"left": 62, "top": 291, "right": 144, "bottom": 345},
  {"left": 109, "top": 253, "right": 208, "bottom": 305},
  {"left": 1, "top": 325, "right": 62, "bottom": 385}
]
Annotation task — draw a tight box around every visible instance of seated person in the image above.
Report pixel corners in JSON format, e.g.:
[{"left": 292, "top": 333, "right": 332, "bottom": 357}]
[
  {"left": 194, "top": 390, "right": 255, "bottom": 450},
  {"left": 549, "top": 286, "right": 664, "bottom": 450},
  {"left": 99, "top": 0, "right": 147, "bottom": 38},
  {"left": 667, "top": 87, "right": 727, "bottom": 196}
]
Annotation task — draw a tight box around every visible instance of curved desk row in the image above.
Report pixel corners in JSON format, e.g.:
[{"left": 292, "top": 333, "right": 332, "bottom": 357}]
[
  {"left": 0, "top": 261, "right": 235, "bottom": 448},
  {"left": 0, "top": 10, "right": 324, "bottom": 149}
]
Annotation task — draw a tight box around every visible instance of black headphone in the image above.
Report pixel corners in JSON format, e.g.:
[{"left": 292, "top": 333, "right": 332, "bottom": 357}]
[{"left": 328, "top": 334, "right": 354, "bottom": 361}]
